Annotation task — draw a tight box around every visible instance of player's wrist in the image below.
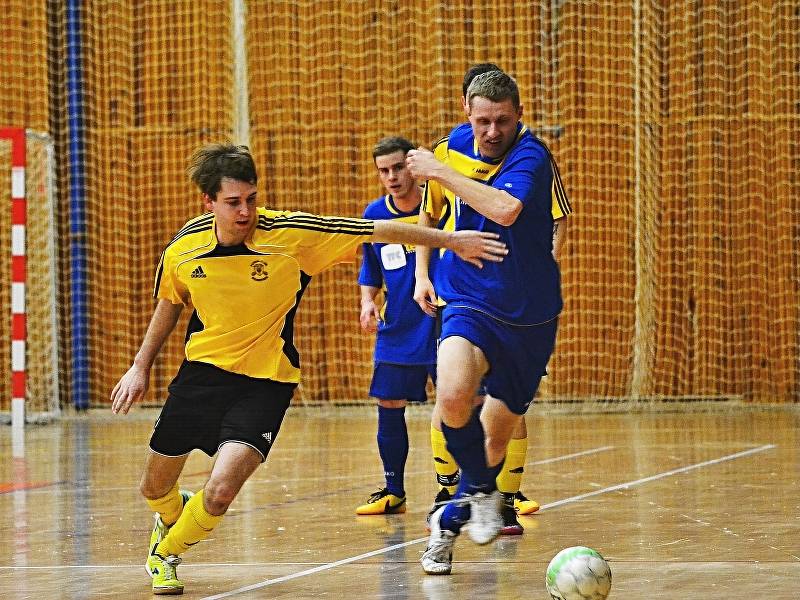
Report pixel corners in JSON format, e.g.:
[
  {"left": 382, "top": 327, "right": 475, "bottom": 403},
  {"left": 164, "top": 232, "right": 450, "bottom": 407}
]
[{"left": 132, "top": 351, "right": 156, "bottom": 370}]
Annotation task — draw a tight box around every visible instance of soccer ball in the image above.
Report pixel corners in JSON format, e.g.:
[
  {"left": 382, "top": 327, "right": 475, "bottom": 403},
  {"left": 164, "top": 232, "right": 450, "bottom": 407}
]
[{"left": 545, "top": 546, "right": 612, "bottom": 600}]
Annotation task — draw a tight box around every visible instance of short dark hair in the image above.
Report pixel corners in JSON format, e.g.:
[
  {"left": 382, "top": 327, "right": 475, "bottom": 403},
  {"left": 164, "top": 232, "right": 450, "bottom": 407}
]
[
  {"left": 462, "top": 62, "right": 502, "bottom": 97},
  {"left": 466, "top": 70, "right": 520, "bottom": 110},
  {"left": 372, "top": 136, "right": 415, "bottom": 162},
  {"left": 187, "top": 143, "right": 257, "bottom": 198}
]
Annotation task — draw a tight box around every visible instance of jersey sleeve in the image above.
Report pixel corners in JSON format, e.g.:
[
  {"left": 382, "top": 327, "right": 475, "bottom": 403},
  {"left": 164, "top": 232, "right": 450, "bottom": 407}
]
[
  {"left": 549, "top": 154, "right": 572, "bottom": 219},
  {"left": 153, "top": 247, "right": 189, "bottom": 305},
  {"left": 494, "top": 143, "right": 574, "bottom": 221},
  {"left": 421, "top": 138, "right": 449, "bottom": 219},
  {"left": 422, "top": 180, "right": 446, "bottom": 220},
  {"left": 358, "top": 242, "right": 382, "bottom": 287},
  {"left": 491, "top": 150, "right": 541, "bottom": 204},
  {"left": 278, "top": 212, "right": 375, "bottom": 275}
]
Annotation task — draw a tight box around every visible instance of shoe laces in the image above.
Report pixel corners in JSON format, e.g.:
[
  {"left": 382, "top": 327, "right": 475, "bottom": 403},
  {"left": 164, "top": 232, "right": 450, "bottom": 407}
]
[
  {"left": 425, "top": 524, "right": 456, "bottom": 560},
  {"left": 367, "top": 488, "right": 390, "bottom": 503},
  {"left": 156, "top": 554, "right": 181, "bottom": 578}
]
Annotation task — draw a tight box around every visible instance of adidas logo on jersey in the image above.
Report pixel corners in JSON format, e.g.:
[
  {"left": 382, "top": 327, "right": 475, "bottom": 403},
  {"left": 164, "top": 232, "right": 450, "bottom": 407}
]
[
  {"left": 262, "top": 431, "right": 272, "bottom": 444},
  {"left": 190, "top": 266, "right": 207, "bottom": 278}
]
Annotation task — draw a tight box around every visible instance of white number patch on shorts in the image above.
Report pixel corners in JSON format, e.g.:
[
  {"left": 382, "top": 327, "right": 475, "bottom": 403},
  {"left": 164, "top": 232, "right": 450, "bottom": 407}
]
[{"left": 380, "top": 244, "right": 407, "bottom": 270}]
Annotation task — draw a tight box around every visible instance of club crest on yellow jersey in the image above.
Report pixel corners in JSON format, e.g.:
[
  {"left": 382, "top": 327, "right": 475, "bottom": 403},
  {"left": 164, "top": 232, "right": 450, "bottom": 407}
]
[{"left": 250, "top": 260, "right": 269, "bottom": 281}]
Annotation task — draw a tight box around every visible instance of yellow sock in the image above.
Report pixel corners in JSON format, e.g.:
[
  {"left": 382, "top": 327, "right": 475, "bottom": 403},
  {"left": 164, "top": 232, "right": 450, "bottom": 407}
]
[
  {"left": 431, "top": 425, "right": 459, "bottom": 495},
  {"left": 156, "top": 490, "right": 223, "bottom": 557},
  {"left": 496, "top": 436, "right": 527, "bottom": 494},
  {"left": 145, "top": 482, "right": 183, "bottom": 527}
]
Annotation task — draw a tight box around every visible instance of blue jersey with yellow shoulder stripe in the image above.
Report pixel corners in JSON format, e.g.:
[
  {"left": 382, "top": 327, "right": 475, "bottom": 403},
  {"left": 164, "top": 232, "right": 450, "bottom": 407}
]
[
  {"left": 359, "top": 194, "right": 438, "bottom": 364},
  {"left": 422, "top": 122, "right": 571, "bottom": 325}
]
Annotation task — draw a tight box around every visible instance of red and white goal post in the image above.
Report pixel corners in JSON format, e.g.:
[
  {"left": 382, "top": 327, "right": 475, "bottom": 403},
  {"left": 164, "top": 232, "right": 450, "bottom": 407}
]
[{"left": 1, "top": 128, "right": 60, "bottom": 428}]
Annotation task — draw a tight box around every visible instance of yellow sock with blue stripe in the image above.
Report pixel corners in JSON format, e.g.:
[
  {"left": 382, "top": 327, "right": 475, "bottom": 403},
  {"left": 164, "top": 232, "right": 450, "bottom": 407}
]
[
  {"left": 146, "top": 482, "right": 183, "bottom": 527},
  {"left": 431, "top": 425, "right": 459, "bottom": 495},
  {"left": 496, "top": 436, "right": 527, "bottom": 494},
  {"left": 156, "top": 490, "right": 222, "bottom": 557}
]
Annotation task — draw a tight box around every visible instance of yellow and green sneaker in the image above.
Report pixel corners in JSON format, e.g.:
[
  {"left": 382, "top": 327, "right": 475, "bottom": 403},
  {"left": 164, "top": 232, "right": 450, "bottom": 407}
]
[
  {"left": 356, "top": 488, "right": 406, "bottom": 515},
  {"left": 146, "top": 489, "right": 194, "bottom": 576},
  {"left": 147, "top": 553, "right": 184, "bottom": 595}
]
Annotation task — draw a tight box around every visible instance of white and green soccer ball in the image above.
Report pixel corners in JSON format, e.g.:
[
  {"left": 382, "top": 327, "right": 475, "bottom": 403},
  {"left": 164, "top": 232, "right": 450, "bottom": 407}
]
[{"left": 545, "top": 546, "right": 612, "bottom": 600}]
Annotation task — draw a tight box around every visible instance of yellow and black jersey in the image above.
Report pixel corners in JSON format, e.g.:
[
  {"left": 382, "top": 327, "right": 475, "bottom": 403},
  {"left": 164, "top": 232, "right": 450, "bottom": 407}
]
[{"left": 154, "top": 208, "right": 374, "bottom": 382}]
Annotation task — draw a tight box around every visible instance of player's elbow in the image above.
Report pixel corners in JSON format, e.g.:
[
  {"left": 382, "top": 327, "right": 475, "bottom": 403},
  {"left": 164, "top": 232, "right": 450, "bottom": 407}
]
[
  {"left": 494, "top": 212, "right": 518, "bottom": 227},
  {"left": 493, "top": 199, "right": 523, "bottom": 226}
]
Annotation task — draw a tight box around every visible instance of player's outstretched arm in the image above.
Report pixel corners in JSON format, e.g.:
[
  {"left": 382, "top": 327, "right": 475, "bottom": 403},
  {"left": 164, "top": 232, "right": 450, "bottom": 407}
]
[
  {"left": 111, "top": 299, "right": 183, "bottom": 415},
  {"left": 371, "top": 220, "right": 507, "bottom": 269}
]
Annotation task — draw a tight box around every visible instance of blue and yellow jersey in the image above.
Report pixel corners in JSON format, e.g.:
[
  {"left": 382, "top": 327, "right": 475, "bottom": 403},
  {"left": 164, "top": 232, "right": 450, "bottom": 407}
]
[
  {"left": 154, "top": 207, "right": 374, "bottom": 382},
  {"left": 422, "top": 122, "right": 572, "bottom": 325},
  {"left": 359, "top": 194, "right": 438, "bottom": 365}
]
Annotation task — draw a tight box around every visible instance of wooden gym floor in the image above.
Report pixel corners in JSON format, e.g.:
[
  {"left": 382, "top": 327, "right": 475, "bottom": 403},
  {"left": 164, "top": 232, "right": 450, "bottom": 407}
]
[{"left": 0, "top": 404, "right": 797, "bottom": 599}]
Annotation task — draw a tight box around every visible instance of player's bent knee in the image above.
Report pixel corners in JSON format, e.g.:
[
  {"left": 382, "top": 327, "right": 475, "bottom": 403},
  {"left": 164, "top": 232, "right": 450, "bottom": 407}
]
[
  {"left": 436, "top": 393, "right": 474, "bottom": 427},
  {"left": 139, "top": 478, "right": 174, "bottom": 501},
  {"left": 202, "top": 481, "right": 239, "bottom": 515}
]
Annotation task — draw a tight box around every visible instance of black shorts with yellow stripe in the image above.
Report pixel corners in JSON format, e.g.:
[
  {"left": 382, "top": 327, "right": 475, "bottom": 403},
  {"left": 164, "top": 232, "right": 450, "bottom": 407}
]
[{"left": 149, "top": 360, "right": 295, "bottom": 462}]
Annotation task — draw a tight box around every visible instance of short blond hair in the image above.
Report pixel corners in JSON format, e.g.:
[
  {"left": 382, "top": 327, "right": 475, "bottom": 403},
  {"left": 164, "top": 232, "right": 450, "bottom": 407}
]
[{"left": 466, "top": 70, "right": 520, "bottom": 110}]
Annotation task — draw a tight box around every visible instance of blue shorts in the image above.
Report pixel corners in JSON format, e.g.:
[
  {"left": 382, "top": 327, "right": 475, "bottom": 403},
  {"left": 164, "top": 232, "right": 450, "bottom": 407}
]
[
  {"left": 369, "top": 362, "right": 436, "bottom": 403},
  {"left": 440, "top": 307, "right": 558, "bottom": 415}
]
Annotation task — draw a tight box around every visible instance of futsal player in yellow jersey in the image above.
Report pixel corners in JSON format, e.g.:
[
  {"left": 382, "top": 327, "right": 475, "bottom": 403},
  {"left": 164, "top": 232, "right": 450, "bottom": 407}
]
[{"left": 109, "top": 143, "right": 507, "bottom": 595}]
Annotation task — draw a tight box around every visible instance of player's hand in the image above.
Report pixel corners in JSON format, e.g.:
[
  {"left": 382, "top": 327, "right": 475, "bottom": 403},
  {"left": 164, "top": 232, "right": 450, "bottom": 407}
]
[
  {"left": 449, "top": 230, "right": 507, "bottom": 268},
  {"left": 414, "top": 277, "right": 438, "bottom": 317},
  {"left": 110, "top": 364, "right": 151, "bottom": 415},
  {"left": 359, "top": 298, "right": 381, "bottom": 333},
  {"left": 406, "top": 147, "right": 443, "bottom": 180}
]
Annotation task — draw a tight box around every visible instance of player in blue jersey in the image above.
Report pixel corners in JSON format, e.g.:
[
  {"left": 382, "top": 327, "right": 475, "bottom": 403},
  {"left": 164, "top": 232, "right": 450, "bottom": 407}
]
[
  {"left": 409, "top": 70, "right": 572, "bottom": 575},
  {"left": 425, "top": 64, "right": 570, "bottom": 535},
  {"left": 428, "top": 63, "right": 564, "bottom": 534},
  {"left": 355, "top": 136, "right": 440, "bottom": 515}
]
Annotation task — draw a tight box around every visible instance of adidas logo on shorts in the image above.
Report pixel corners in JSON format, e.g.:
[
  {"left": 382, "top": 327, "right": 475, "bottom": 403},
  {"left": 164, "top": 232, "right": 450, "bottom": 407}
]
[{"left": 190, "top": 265, "right": 207, "bottom": 278}]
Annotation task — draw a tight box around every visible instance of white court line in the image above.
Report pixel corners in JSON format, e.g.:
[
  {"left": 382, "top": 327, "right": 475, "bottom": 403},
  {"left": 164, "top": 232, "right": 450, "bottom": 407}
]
[
  {"left": 200, "top": 443, "right": 776, "bottom": 600},
  {"left": 539, "top": 444, "right": 775, "bottom": 510},
  {"left": 528, "top": 445, "right": 615, "bottom": 465},
  {"left": 263, "top": 445, "right": 618, "bottom": 484}
]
